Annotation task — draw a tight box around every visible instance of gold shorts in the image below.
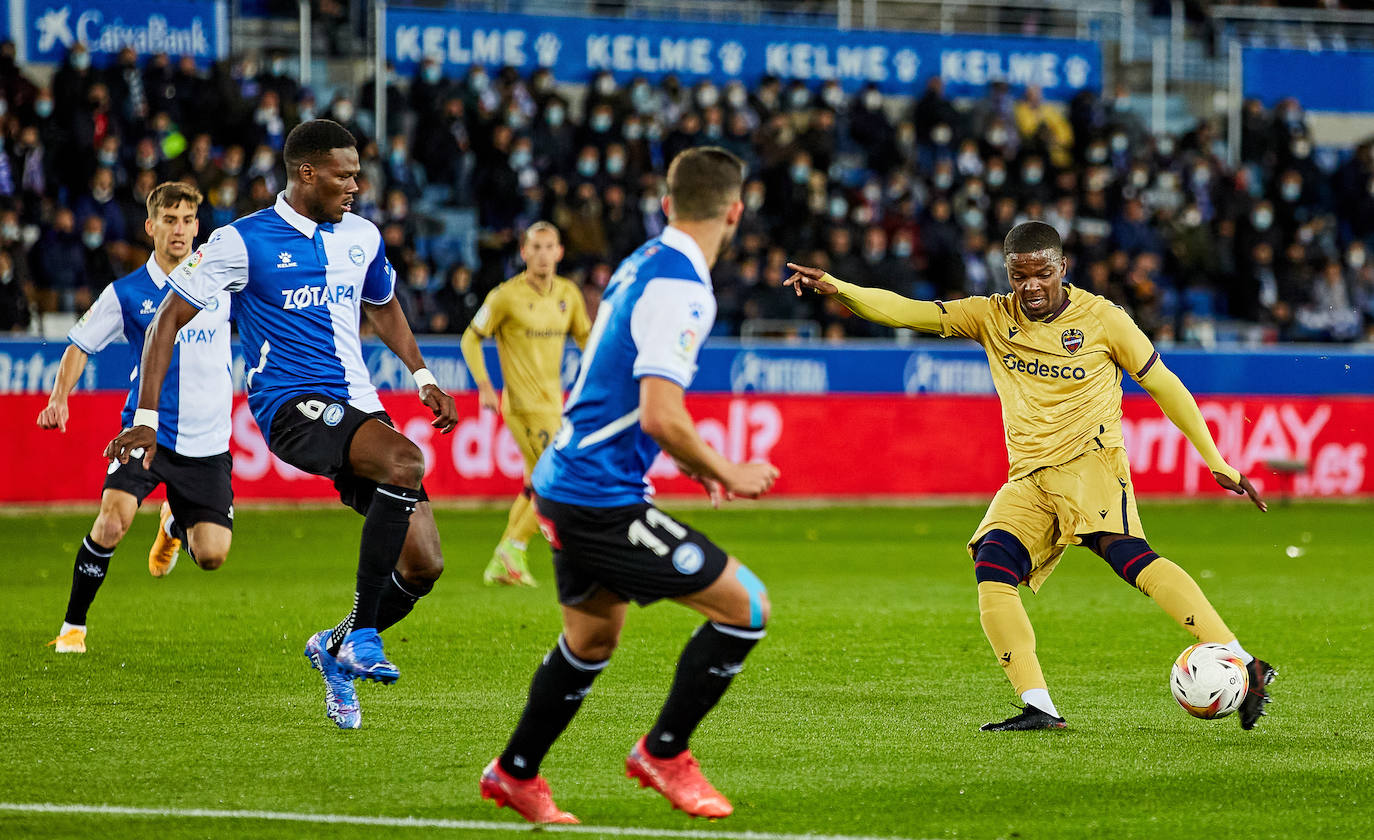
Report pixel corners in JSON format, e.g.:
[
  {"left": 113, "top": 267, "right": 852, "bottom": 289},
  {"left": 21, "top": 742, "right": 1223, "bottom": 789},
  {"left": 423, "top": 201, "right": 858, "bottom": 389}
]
[
  {"left": 503, "top": 409, "right": 563, "bottom": 472},
  {"left": 967, "top": 447, "right": 1145, "bottom": 592}
]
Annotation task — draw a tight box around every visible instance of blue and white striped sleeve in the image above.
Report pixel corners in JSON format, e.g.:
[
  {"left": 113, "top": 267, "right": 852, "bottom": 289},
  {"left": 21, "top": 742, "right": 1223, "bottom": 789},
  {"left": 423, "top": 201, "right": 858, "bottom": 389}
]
[
  {"left": 67, "top": 284, "right": 123, "bottom": 354},
  {"left": 168, "top": 225, "right": 248, "bottom": 309},
  {"left": 629, "top": 278, "right": 717, "bottom": 388},
  {"left": 361, "top": 248, "right": 396, "bottom": 305}
]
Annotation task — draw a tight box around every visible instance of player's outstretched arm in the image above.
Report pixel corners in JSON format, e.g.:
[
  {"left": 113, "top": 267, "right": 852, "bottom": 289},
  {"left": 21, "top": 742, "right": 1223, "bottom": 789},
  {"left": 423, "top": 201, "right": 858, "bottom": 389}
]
[
  {"left": 37, "top": 345, "right": 90, "bottom": 432},
  {"left": 459, "top": 325, "right": 499, "bottom": 412},
  {"left": 105, "top": 294, "right": 199, "bottom": 467},
  {"left": 364, "top": 298, "right": 458, "bottom": 433},
  {"left": 641, "top": 376, "right": 779, "bottom": 501},
  {"left": 1138, "top": 362, "right": 1267, "bottom": 512},
  {"left": 784, "top": 262, "right": 946, "bottom": 332}
]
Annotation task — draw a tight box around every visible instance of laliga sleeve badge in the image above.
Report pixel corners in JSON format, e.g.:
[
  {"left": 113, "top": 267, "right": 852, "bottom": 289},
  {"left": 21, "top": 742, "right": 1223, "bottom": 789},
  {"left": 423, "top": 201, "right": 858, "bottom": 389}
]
[{"left": 1061, "top": 328, "right": 1084, "bottom": 354}]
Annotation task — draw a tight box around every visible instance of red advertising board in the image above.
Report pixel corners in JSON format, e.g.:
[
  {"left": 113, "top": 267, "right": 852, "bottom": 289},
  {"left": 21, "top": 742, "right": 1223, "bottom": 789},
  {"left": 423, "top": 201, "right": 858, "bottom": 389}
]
[{"left": 2, "top": 393, "right": 1369, "bottom": 503}]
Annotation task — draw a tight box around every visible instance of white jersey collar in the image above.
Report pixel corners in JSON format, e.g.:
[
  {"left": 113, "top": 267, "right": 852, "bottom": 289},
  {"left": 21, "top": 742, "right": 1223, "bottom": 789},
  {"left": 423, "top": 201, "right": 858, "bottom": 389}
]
[
  {"left": 660, "top": 225, "right": 713, "bottom": 288},
  {"left": 145, "top": 254, "right": 171, "bottom": 289},
  {"left": 273, "top": 192, "right": 322, "bottom": 239}
]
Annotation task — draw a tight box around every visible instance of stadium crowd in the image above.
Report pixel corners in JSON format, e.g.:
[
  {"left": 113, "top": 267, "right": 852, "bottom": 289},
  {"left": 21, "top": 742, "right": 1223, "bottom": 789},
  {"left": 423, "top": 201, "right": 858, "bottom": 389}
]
[{"left": 1, "top": 40, "right": 1372, "bottom": 343}]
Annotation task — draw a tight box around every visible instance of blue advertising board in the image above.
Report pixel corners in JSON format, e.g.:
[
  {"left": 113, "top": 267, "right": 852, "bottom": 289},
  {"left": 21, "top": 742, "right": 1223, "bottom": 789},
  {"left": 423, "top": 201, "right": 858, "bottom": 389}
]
[
  {"left": 1243, "top": 46, "right": 1374, "bottom": 112},
  {"left": 386, "top": 8, "right": 1101, "bottom": 99},
  {"left": 14, "top": 0, "right": 227, "bottom": 67},
  {"left": 1, "top": 338, "right": 1368, "bottom": 397}
]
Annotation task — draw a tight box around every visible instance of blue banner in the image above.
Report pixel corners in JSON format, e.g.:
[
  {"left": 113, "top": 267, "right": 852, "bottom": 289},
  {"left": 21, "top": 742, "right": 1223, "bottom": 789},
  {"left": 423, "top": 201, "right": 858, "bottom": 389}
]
[
  {"left": 16, "top": 0, "right": 227, "bottom": 67},
  {"left": 1243, "top": 47, "right": 1374, "bottom": 112},
  {"left": 386, "top": 9, "right": 1101, "bottom": 99},
  {"left": 2, "top": 338, "right": 1368, "bottom": 397}
]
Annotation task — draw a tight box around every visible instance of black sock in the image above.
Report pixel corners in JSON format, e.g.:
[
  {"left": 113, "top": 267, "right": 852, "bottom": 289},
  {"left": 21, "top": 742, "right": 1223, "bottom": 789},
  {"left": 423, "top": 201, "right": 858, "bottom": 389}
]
[
  {"left": 353, "top": 484, "right": 419, "bottom": 631},
  {"left": 64, "top": 536, "right": 115, "bottom": 626},
  {"left": 376, "top": 570, "right": 434, "bottom": 634},
  {"left": 329, "top": 564, "right": 432, "bottom": 653},
  {"left": 499, "top": 636, "right": 607, "bottom": 780},
  {"left": 646, "top": 622, "right": 765, "bottom": 759},
  {"left": 327, "top": 594, "right": 358, "bottom": 654}
]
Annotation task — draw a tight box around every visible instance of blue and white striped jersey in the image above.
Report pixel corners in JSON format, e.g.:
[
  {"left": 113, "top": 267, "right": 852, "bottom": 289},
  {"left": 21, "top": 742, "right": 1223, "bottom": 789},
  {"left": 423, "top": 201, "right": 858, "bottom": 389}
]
[
  {"left": 167, "top": 193, "right": 396, "bottom": 440},
  {"left": 532, "top": 226, "right": 717, "bottom": 507},
  {"left": 68, "top": 256, "right": 232, "bottom": 457}
]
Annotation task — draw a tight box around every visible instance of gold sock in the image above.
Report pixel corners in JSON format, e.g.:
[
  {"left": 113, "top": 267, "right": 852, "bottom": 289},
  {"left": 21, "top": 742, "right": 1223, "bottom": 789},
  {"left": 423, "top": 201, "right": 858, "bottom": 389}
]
[
  {"left": 1134, "top": 557, "right": 1234, "bottom": 643},
  {"left": 978, "top": 581, "right": 1046, "bottom": 695},
  {"left": 499, "top": 493, "right": 530, "bottom": 546},
  {"left": 510, "top": 496, "right": 540, "bottom": 545}
]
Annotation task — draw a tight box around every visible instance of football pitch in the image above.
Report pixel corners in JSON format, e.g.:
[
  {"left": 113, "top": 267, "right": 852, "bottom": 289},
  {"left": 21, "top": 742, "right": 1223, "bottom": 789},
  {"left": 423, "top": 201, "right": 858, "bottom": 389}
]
[{"left": 2, "top": 501, "right": 1371, "bottom": 839}]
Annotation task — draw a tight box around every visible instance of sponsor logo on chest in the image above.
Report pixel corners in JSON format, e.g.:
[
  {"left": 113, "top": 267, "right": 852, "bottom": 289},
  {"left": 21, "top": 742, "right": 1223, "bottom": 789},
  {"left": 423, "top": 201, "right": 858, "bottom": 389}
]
[{"left": 281, "top": 284, "right": 357, "bottom": 310}]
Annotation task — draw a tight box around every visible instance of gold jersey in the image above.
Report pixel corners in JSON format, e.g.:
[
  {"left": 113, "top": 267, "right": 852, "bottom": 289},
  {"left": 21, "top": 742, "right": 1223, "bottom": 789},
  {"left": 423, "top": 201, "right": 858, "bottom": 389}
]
[
  {"left": 935, "top": 286, "right": 1158, "bottom": 479},
  {"left": 468, "top": 273, "right": 591, "bottom": 414}
]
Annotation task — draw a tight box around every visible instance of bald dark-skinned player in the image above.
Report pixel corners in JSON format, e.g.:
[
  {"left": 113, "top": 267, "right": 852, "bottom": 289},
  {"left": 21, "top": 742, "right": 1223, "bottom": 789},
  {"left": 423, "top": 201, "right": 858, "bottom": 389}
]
[{"left": 785, "top": 221, "right": 1275, "bottom": 731}]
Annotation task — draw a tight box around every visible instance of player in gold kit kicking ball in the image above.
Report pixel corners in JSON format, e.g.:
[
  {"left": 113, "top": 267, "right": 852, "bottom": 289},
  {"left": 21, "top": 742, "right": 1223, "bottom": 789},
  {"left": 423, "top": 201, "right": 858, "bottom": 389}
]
[
  {"left": 462, "top": 222, "right": 590, "bottom": 586},
  {"left": 784, "top": 221, "right": 1276, "bottom": 731}
]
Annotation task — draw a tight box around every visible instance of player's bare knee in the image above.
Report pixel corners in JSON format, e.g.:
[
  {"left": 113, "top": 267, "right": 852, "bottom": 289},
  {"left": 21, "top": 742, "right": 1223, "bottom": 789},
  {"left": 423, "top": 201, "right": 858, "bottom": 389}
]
[
  {"left": 382, "top": 439, "right": 426, "bottom": 488},
  {"left": 973, "top": 530, "right": 1032, "bottom": 587},
  {"left": 403, "top": 551, "right": 443, "bottom": 583},
  {"left": 196, "top": 553, "right": 226, "bottom": 571},
  {"left": 91, "top": 512, "right": 131, "bottom": 547}
]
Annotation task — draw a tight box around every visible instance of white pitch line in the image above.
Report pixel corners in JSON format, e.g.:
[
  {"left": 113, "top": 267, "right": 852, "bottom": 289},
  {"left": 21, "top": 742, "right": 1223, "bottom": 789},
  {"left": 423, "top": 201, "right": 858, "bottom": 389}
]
[{"left": 0, "top": 802, "right": 930, "bottom": 840}]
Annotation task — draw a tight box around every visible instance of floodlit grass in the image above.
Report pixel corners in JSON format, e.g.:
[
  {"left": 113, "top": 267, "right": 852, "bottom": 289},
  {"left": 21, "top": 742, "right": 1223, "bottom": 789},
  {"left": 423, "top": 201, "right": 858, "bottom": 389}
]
[{"left": 2, "top": 502, "right": 1371, "bottom": 839}]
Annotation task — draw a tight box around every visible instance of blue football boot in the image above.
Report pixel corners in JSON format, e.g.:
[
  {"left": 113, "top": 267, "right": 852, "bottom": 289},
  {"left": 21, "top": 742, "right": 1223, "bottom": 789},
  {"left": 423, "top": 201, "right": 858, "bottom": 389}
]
[
  {"left": 304, "top": 629, "right": 361, "bottom": 729},
  {"left": 334, "top": 627, "right": 400, "bottom": 684}
]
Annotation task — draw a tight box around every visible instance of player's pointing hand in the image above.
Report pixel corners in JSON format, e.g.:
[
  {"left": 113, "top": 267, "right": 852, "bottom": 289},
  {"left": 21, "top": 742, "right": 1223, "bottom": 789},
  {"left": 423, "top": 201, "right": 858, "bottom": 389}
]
[
  {"left": 105, "top": 425, "right": 158, "bottom": 469},
  {"left": 1212, "top": 471, "right": 1267, "bottom": 513},
  {"left": 421, "top": 384, "right": 459, "bottom": 434},
  {"left": 784, "top": 263, "right": 838, "bottom": 297}
]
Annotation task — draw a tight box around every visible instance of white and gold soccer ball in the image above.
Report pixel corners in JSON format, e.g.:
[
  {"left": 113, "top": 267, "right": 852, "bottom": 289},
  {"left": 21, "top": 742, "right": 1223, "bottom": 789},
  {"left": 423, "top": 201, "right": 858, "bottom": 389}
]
[{"left": 1170, "top": 642, "right": 1249, "bottom": 719}]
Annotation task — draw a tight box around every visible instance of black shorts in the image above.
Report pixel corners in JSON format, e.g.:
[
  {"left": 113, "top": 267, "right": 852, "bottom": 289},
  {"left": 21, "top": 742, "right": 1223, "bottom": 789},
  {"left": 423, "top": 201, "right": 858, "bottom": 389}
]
[
  {"left": 534, "top": 495, "right": 729, "bottom": 606},
  {"left": 103, "top": 448, "right": 234, "bottom": 530},
  {"left": 268, "top": 393, "right": 429, "bottom": 515}
]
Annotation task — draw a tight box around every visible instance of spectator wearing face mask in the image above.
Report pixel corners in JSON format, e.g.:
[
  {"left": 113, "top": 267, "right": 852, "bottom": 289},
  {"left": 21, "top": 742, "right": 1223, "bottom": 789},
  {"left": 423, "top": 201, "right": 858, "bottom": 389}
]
[
  {"left": 73, "top": 167, "right": 127, "bottom": 245},
  {"left": 383, "top": 134, "right": 427, "bottom": 200},
  {"left": 580, "top": 102, "right": 620, "bottom": 151},
  {"left": 52, "top": 44, "right": 95, "bottom": 126},
  {"left": 249, "top": 90, "right": 288, "bottom": 151},
  {"left": 79, "top": 214, "right": 117, "bottom": 296}
]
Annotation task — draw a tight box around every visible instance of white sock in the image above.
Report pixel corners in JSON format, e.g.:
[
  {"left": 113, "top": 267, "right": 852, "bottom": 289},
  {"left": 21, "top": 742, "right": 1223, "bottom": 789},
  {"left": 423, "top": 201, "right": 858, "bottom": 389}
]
[
  {"left": 1223, "top": 639, "right": 1254, "bottom": 665},
  {"left": 1021, "top": 688, "right": 1060, "bottom": 718},
  {"left": 60, "top": 621, "right": 86, "bottom": 635},
  {"left": 163, "top": 515, "right": 176, "bottom": 538}
]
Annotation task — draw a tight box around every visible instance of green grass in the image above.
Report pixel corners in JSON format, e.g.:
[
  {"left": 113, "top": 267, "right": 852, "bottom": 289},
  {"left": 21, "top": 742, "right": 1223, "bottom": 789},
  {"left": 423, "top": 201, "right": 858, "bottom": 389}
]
[{"left": 2, "top": 502, "right": 1371, "bottom": 839}]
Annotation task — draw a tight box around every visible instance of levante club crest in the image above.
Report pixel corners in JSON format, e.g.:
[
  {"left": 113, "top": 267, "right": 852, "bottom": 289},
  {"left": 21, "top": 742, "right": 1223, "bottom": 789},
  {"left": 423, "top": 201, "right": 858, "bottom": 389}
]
[{"left": 1061, "top": 328, "right": 1084, "bottom": 354}]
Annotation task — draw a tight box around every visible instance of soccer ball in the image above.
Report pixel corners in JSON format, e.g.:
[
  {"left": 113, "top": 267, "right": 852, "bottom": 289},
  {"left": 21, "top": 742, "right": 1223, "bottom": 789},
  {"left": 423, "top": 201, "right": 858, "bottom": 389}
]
[{"left": 1170, "top": 642, "right": 1248, "bottom": 719}]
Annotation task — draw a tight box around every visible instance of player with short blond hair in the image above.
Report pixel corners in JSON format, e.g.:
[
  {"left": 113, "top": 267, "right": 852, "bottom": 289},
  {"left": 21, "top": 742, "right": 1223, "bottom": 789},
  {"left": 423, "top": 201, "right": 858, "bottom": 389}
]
[
  {"left": 40, "top": 181, "right": 234, "bottom": 654},
  {"left": 461, "top": 221, "right": 590, "bottom": 586},
  {"left": 784, "top": 221, "right": 1276, "bottom": 731}
]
